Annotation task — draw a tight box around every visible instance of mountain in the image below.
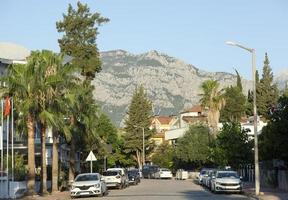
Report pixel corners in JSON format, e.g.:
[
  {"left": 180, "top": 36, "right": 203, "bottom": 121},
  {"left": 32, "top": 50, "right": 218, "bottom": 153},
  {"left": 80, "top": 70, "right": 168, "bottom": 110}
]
[
  {"left": 92, "top": 50, "right": 252, "bottom": 127},
  {"left": 275, "top": 69, "right": 288, "bottom": 90}
]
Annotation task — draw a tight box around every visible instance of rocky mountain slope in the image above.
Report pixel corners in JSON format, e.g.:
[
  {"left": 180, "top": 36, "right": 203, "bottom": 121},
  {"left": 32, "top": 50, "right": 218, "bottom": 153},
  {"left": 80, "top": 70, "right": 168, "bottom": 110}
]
[{"left": 92, "top": 50, "right": 252, "bottom": 127}]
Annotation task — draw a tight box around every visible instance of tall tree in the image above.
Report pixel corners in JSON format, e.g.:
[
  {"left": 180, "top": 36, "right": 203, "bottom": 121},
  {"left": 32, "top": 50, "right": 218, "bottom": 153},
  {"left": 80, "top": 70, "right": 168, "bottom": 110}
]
[
  {"left": 257, "top": 53, "right": 279, "bottom": 118},
  {"left": 247, "top": 53, "right": 279, "bottom": 118},
  {"left": 175, "top": 124, "right": 210, "bottom": 168},
  {"left": 0, "top": 64, "right": 37, "bottom": 194},
  {"left": 57, "top": 1, "right": 108, "bottom": 182},
  {"left": 124, "top": 85, "right": 154, "bottom": 169},
  {"left": 56, "top": 1, "right": 109, "bottom": 81},
  {"left": 211, "top": 122, "right": 253, "bottom": 169},
  {"left": 259, "top": 95, "right": 288, "bottom": 162},
  {"left": 199, "top": 80, "right": 225, "bottom": 135},
  {"left": 221, "top": 70, "right": 246, "bottom": 122}
]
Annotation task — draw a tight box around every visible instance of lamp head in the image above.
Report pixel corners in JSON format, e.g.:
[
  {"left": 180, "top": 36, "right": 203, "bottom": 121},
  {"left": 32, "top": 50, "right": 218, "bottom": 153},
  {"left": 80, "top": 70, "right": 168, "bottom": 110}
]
[{"left": 225, "top": 41, "right": 236, "bottom": 46}]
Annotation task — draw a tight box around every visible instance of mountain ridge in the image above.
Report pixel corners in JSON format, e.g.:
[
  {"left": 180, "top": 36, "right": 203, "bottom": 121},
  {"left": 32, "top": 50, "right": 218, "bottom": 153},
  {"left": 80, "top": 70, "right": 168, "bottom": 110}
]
[{"left": 93, "top": 49, "right": 252, "bottom": 127}]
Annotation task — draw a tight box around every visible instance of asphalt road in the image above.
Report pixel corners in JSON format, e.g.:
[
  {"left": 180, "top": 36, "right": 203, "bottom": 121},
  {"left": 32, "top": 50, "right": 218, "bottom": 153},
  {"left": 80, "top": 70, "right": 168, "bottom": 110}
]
[
  {"left": 80, "top": 179, "right": 249, "bottom": 200},
  {"left": 23, "top": 179, "right": 250, "bottom": 200}
]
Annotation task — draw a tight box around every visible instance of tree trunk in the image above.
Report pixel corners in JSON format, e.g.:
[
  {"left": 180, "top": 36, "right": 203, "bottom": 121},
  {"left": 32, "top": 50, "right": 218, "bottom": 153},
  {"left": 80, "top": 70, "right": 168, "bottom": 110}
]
[
  {"left": 52, "top": 131, "right": 59, "bottom": 193},
  {"left": 40, "top": 124, "right": 48, "bottom": 194},
  {"left": 136, "top": 150, "right": 142, "bottom": 169},
  {"left": 27, "top": 114, "right": 35, "bottom": 194},
  {"left": 69, "top": 137, "right": 75, "bottom": 184}
]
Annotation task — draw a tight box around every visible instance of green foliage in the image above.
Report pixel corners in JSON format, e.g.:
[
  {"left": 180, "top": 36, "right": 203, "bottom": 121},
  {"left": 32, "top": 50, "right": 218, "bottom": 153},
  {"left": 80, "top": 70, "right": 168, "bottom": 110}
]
[
  {"left": 211, "top": 122, "right": 253, "bottom": 169},
  {"left": 175, "top": 124, "right": 211, "bottom": 165},
  {"left": 123, "top": 85, "right": 154, "bottom": 167},
  {"left": 57, "top": 1, "right": 109, "bottom": 80},
  {"left": 4, "top": 153, "right": 27, "bottom": 181},
  {"left": 151, "top": 143, "right": 174, "bottom": 169},
  {"left": 246, "top": 53, "right": 279, "bottom": 118},
  {"left": 235, "top": 69, "right": 243, "bottom": 92},
  {"left": 199, "top": 80, "right": 225, "bottom": 133},
  {"left": 259, "top": 95, "right": 288, "bottom": 162},
  {"left": 220, "top": 86, "right": 246, "bottom": 122}
]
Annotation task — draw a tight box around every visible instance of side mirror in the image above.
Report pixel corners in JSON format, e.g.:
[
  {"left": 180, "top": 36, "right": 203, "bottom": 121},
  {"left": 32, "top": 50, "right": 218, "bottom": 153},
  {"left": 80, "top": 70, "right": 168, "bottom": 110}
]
[
  {"left": 240, "top": 176, "right": 243, "bottom": 180},
  {"left": 212, "top": 175, "right": 215, "bottom": 179}
]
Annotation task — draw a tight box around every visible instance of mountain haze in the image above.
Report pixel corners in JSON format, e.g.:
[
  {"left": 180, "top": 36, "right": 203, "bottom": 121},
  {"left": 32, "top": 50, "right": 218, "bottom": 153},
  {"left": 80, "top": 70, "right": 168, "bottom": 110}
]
[{"left": 93, "top": 50, "right": 252, "bottom": 127}]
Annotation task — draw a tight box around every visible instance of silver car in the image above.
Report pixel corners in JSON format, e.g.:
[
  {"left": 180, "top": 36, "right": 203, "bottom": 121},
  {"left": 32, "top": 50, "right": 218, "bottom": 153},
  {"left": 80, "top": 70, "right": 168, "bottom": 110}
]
[
  {"left": 211, "top": 170, "right": 242, "bottom": 193},
  {"left": 70, "top": 173, "right": 107, "bottom": 198}
]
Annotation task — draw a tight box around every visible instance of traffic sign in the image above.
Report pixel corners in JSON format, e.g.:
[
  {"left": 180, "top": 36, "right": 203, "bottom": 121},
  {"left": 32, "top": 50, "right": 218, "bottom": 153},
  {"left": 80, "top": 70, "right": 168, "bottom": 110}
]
[{"left": 86, "top": 151, "right": 97, "bottom": 161}]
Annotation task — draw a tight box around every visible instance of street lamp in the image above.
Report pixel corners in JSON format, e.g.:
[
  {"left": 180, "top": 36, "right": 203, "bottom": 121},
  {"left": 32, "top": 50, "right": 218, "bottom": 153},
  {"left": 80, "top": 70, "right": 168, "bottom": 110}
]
[
  {"left": 226, "top": 41, "right": 260, "bottom": 195},
  {"left": 133, "top": 125, "right": 145, "bottom": 168}
]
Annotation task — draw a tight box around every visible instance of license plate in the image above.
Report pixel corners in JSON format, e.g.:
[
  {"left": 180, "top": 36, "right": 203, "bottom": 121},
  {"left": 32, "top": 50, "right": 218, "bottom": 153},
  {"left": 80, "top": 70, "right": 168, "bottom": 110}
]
[{"left": 81, "top": 192, "right": 89, "bottom": 195}]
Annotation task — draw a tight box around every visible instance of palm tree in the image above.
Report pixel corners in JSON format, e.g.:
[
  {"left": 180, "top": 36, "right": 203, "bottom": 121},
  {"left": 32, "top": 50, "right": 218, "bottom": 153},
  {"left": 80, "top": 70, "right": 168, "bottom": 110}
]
[
  {"left": 32, "top": 50, "right": 76, "bottom": 193},
  {"left": 0, "top": 63, "right": 38, "bottom": 194},
  {"left": 66, "top": 83, "right": 100, "bottom": 183},
  {"left": 199, "top": 80, "right": 225, "bottom": 135}
]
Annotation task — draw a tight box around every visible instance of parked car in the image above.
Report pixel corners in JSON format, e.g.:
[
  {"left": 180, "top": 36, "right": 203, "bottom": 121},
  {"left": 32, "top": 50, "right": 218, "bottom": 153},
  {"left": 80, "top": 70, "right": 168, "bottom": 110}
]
[
  {"left": 210, "top": 170, "right": 242, "bottom": 193},
  {"left": 204, "top": 169, "right": 217, "bottom": 189},
  {"left": 154, "top": 168, "right": 173, "bottom": 179},
  {"left": 142, "top": 165, "right": 159, "bottom": 179},
  {"left": 175, "top": 169, "right": 188, "bottom": 180},
  {"left": 70, "top": 173, "right": 107, "bottom": 198},
  {"left": 102, "top": 168, "right": 128, "bottom": 189},
  {"left": 127, "top": 169, "right": 141, "bottom": 185},
  {"left": 198, "top": 168, "right": 209, "bottom": 185}
]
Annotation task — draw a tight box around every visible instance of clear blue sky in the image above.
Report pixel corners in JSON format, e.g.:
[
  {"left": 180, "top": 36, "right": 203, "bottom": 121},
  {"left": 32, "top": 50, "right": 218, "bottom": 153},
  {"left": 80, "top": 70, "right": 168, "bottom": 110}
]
[{"left": 1, "top": 0, "right": 287, "bottom": 79}]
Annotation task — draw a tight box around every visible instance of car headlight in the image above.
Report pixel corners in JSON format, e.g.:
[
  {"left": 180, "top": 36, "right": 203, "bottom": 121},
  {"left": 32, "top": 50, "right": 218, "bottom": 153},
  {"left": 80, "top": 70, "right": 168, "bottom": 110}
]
[
  {"left": 94, "top": 183, "right": 100, "bottom": 188},
  {"left": 215, "top": 182, "right": 221, "bottom": 185}
]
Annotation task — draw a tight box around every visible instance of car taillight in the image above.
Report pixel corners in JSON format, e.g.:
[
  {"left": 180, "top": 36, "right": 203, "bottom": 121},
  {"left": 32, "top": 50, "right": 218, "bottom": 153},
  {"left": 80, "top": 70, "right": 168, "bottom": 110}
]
[{"left": 116, "top": 175, "right": 121, "bottom": 179}]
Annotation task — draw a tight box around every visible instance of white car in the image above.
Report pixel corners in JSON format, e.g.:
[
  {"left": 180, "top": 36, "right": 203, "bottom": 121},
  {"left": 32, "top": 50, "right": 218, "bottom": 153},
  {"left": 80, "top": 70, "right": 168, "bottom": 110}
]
[
  {"left": 210, "top": 170, "right": 242, "bottom": 193},
  {"left": 154, "top": 168, "right": 173, "bottom": 179},
  {"left": 102, "top": 168, "right": 128, "bottom": 189},
  {"left": 70, "top": 173, "right": 107, "bottom": 198}
]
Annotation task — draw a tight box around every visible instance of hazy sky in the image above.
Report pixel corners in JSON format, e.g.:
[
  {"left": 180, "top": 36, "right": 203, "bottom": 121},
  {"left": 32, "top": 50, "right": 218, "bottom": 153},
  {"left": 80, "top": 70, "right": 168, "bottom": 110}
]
[{"left": 1, "top": 0, "right": 287, "bottom": 79}]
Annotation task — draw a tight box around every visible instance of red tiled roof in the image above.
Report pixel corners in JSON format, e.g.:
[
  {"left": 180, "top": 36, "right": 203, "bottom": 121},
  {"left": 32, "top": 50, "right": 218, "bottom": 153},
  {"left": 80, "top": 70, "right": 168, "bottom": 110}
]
[
  {"left": 154, "top": 116, "right": 174, "bottom": 125},
  {"left": 181, "top": 105, "right": 203, "bottom": 113}
]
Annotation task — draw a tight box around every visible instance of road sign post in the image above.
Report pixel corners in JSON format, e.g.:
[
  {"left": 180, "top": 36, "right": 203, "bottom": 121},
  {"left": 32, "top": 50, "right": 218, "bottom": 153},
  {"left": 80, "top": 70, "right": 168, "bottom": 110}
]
[{"left": 85, "top": 151, "right": 97, "bottom": 173}]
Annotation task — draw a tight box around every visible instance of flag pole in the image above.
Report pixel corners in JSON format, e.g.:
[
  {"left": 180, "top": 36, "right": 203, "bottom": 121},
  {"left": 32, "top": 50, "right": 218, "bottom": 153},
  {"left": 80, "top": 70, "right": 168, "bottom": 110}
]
[
  {"left": 6, "top": 114, "right": 9, "bottom": 198},
  {"left": 0, "top": 100, "right": 3, "bottom": 195},
  {"left": 11, "top": 98, "right": 14, "bottom": 196}
]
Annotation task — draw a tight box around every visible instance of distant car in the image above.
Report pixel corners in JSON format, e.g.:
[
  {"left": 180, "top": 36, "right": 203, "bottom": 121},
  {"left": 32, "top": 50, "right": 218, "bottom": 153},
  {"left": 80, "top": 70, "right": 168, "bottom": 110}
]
[
  {"left": 154, "top": 168, "right": 173, "bottom": 179},
  {"left": 205, "top": 169, "right": 217, "bottom": 189},
  {"left": 142, "top": 165, "right": 159, "bottom": 179},
  {"left": 198, "top": 168, "right": 209, "bottom": 185},
  {"left": 175, "top": 169, "right": 188, "bottom": 180},
  {"left": 127, "top": 169, "right": 141, "bottom": 185},
  {"left": 102, "top": 168, "right": 128, "bottom": 189},
  {"left": 210, "top": 170, "right": 243, "bottom": 193},
  {"left": 70, "top": 173, "right": 107, "bottom": 198}
]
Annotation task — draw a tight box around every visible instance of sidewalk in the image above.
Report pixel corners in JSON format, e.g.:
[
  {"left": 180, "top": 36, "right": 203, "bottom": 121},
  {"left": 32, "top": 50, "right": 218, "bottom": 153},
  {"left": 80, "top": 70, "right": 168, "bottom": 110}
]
[{"left": 243, "top": 182, "right": 288, "bottom": 200}]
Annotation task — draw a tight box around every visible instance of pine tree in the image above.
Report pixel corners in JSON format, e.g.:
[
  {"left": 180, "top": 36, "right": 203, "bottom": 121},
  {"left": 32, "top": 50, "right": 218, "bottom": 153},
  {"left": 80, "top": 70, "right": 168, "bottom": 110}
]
[
  {"left": 123, "top": 85, "right": 154, "bottom": 169},
  {"left": 56, "top": 1, "right": 109, "bottom": 81},
  {"left": 257, "top": 53, "right": 279, "bottom": 118}
]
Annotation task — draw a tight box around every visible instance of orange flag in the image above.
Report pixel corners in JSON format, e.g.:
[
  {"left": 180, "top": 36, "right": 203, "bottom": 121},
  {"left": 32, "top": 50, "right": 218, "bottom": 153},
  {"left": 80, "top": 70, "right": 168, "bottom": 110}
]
[{"left": 4, "top": 97, "right": 11, "bottom": 117}]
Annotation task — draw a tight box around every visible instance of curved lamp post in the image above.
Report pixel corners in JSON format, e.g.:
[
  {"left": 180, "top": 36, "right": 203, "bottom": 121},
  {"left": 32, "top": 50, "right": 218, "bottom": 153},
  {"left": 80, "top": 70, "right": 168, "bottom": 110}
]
[{"left": 226, "top": 41, "right": 260, "bottom": 196}]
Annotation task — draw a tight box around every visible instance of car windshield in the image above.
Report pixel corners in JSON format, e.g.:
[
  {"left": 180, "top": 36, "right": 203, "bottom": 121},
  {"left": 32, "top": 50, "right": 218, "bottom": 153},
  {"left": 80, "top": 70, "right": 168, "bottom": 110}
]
[
  {"left": 103, "top": 171, "right": 119, "bottom": 176},
  {"left": 200, "top": 170, "right": 207, "bottom": 175},
  {"left": 75, "top": 174, "right": 99, "bottom": 181},
  {"left": 128, "top": 170, "right": 138, "bottom": 175},
  {"left": 217, "top": 172, "right": 238, "bottom": 178}
]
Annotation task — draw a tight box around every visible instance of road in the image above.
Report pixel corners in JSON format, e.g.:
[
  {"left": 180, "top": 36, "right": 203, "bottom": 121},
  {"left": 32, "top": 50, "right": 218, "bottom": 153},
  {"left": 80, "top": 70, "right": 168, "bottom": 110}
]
[
  {"left": 102, "top": 179, "right": 249, "bottom": 200},
  {"left": 24, "top": 179, "right": 250, "bottom": 200}
]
